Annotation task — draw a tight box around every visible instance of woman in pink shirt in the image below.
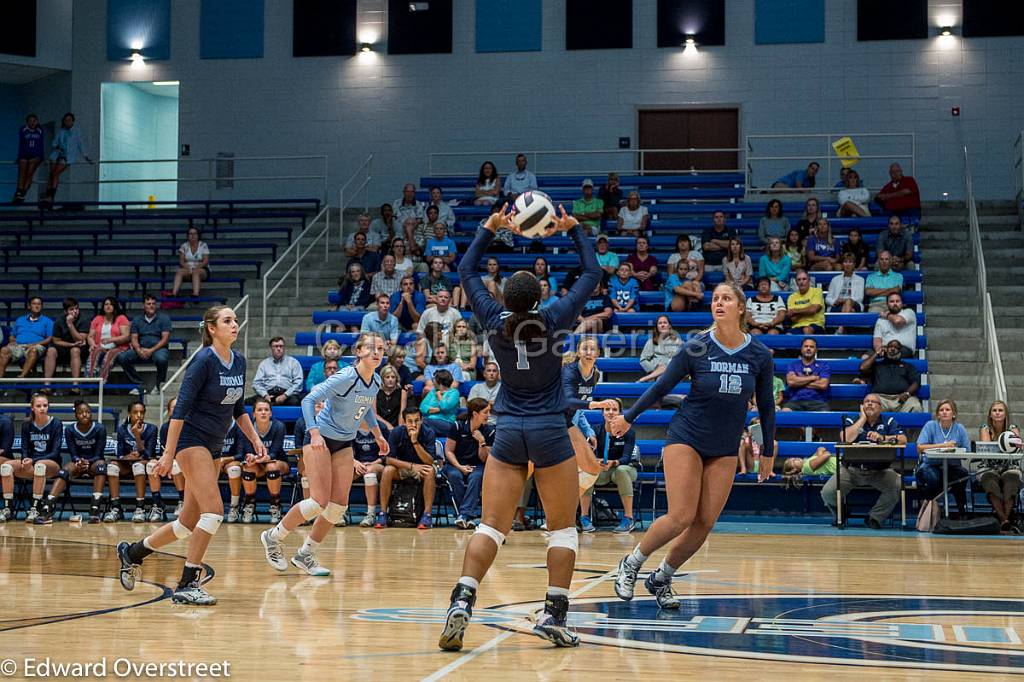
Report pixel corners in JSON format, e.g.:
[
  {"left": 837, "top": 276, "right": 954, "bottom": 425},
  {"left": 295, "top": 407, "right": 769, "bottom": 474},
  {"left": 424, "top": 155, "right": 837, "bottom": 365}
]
[{"left": 87, "top": 297, "right": 131, "bottom": 380}]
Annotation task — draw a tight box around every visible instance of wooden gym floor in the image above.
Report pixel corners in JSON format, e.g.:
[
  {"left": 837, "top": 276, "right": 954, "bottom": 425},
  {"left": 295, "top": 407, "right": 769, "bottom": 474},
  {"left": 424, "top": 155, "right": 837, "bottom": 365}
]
[{"left": 1, "top": 522, "right": 1022, "bottom": 681}]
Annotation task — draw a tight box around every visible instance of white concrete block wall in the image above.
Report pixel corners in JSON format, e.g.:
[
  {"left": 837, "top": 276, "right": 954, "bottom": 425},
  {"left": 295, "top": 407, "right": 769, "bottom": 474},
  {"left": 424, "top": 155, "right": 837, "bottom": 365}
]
[{"left": 66, "top": 0, "right": 1024, "bottom": 204}]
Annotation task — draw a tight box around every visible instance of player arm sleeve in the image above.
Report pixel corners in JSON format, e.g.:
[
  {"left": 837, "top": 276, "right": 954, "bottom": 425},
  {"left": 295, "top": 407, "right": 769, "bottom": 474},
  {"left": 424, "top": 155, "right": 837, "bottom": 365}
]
[
  {"left": 755, "top": 355, "right": 777, "bottom": 459},
  {"left": 40, "top": 424, "right": 62, "bottom": 461},
  {"left": 171, "top": 359, "right": 207, "bottom": 420},
  {"left": 362, "top": 403, "right": 379, "bottom": 432},
  {"left": 546, "top": 224, "right": 603, "bottom": 329},
  {"left": 561, "top": 365, "right": 590, "bottom": 411},
  {"left": 300, "top": 374, "right": 339, "bottom": 430},
  {"left": 269, "top": 423, "right": 285, "bottom": 459},
  {"left": 0, "top": 420, "right": 12, "bottom": 458},
  {"left": 142, "top": 427, "right": 157, "bottom": 458},
  {"left": 115, "top": 427, "right": 129, "bottom": 458},
  {"left": 623, "top": 347, "right": 691, "bottom": 423},
  {"left": 92, "top": 426, "right": 108, "bottom": 461},
  {"left": 574, "top": 411, "right": 595, "bottom": 439},
  {"left": 457, "top": 228, "right": 504, "bottom": 329}
]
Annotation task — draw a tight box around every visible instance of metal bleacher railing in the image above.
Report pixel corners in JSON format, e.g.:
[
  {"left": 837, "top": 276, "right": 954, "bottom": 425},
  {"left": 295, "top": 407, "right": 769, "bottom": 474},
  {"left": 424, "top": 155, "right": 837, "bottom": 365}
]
[
  {"left": 964, "top": 145, "right": 1007, "bottom": 403},
  {"left": 0, "top": 377, "right": 106, "bottom": 424},
  {"left": 426, "top": 148, "right": 744, "bottom": 178},
  {"left": 1014, "top": 131, "right": 1024, "bottom": 229}
]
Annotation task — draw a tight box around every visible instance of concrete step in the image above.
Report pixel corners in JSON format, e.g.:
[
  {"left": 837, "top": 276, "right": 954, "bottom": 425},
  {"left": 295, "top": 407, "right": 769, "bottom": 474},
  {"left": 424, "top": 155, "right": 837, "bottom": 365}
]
[
  {"left": 926, "top": 336, "right": 984, "bottom": 351},
  {"left": 926, "top": 314, "right": 981, "bottom": 327}
]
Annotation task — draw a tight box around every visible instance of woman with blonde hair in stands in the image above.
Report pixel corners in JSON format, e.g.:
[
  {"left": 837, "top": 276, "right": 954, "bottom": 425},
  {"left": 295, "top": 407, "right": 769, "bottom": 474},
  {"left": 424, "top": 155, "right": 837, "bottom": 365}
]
[
  {"left": 979, "top": 400, "right": 1022, "bottom": 531},
  {"left": 306, "top": 340, "right": 342, "bottom": 391},
  {"left": 914, "top": 399, "right": 971, "bottom": 520},
  {"left": 806, "top": 217, "right": 839, "bottom": 272}
]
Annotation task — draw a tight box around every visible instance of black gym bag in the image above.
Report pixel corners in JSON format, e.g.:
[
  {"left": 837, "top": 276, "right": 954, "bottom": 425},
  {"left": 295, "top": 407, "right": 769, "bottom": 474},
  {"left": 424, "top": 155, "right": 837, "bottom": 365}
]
[
  {"left": 388, "top": 477, "right": 424, "bottom": 528},
  {"left": 932, "top": 516, "right": 1001, "bottom": 535}
]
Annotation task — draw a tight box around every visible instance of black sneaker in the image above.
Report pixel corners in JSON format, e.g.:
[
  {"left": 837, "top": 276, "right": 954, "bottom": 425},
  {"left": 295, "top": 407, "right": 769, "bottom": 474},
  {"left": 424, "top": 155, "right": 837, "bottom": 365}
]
[
  {"left": 532, "top": 594, "right": 579, "bottom": 647},
  {"left": 116, "top": 542, "right": 141, "bottom": 591},
  {"left": 88, "top": 506, "right": 101, "bottom": 524},
  {"left": 34, "top": 504, "right": 54, "bottom": 525},
  {"left": 438, "top": 583, "right": 477, "bottom": 652},
  {"left": 866, "top": 517, "right": 883, "bottom": 530}
]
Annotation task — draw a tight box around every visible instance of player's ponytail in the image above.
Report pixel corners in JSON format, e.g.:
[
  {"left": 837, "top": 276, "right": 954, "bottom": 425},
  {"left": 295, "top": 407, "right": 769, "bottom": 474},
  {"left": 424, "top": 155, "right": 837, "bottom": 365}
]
[
  {"left": 501, "top": 272, "right": 546, "bottom": 343},
  {"left": 201, "top": 305, "right": 230, "bottom": 347}
]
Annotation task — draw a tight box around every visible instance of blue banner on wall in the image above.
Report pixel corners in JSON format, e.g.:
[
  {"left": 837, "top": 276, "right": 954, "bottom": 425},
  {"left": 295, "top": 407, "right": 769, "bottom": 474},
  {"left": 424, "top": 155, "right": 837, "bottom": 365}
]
[
  {"left": 755, "top": 0, "right": 824, "bottom": 44},
  {"left": 107, "top": 0, "right": 171, "bottom": 61},
  {"left": 476, "top": 0, "right": 542, "bottom": 53},
  {"left": 201, "top": 0, "right": 264, "bottom": 59}
]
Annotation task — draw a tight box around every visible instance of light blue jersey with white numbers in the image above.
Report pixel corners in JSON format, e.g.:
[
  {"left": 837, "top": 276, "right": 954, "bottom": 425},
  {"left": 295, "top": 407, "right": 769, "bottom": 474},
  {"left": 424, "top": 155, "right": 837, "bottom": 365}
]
[{"left": 301, "top": 365, "right": 381, "bottom": 441}]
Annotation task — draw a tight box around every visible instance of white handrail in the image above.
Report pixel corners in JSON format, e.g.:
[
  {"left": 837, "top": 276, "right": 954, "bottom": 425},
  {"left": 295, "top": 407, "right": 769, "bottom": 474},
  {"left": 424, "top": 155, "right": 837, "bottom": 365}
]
[
  {"left": 261, "top": 206, "right": 330, "bottom": 336},
  {"left": 1014, "top": 131, "right": 1023, "bottom": 229},
  {"left": 338, "top": 154, "right": 375, "bottom": 245},
  {"left": 964, "top": 146, "right": 1007, "bottom": 403},
  {"left": 158, "top": 294, "right": 250, "bottom": 425},
  {"left": 426, "top": 148, "right": 744, "bottom": 177}
]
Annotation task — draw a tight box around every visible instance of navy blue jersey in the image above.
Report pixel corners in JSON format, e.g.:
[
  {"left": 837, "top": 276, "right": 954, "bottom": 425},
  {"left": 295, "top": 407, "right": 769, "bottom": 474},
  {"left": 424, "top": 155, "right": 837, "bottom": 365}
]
[
  {"left": 293, "top": 417, "right": 310, "bottom": 448},
  {"left": 448, "top": 419, "right": 495, "bottom": 466},
  {"left": 624, "top": 331, "right": 776, "bottom": 458},
  {"left": 239, "top": 419, "right": 286, "bottom": 461},
  {"left": 21, "top": 417, "right": 64, "bottom": 462},
  {"left": 562, "top": 361, "right": 602, "bottom": 417},
  {"left": 458, "top": 225, "right": 601, "bottom": 417},
  {"left": 65, "top": 422, "right": 108, "bottom": 462},
  {"left": 219, "top": 423, "right": 241, "bottom": 458},
  {"left": 353, "top": 424, "right": 390, "bottom": 463},
  {"left": 0, "top": 415, "right": 13, "bottom": 459},
  {"left": 18, "top": 125, "right": 44, "bottom": 160},
  {"left": 116, "top": 422, "right": 158, "bottom": 460},
  {"left": 593, "top": 421, "right": 636, "bottom": 466},
  {"left": 171, "top": 346, "right": 247, "bottom": 439}
]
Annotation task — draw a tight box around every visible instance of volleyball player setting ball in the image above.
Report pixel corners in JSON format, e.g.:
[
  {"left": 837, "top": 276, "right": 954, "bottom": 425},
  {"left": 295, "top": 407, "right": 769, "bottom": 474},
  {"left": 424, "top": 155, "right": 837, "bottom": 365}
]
[
  {"left": 116, "top": 306, "right": 267, "bottom": 605},
  {"left": 609, "top": 283, "right": 776, "bottom": 608},
  {"left": 259, "top": 332, "right": 389, "bottom": 576},
  {"left": 438, "top": 199, "right": 601, "bottom": 651}
]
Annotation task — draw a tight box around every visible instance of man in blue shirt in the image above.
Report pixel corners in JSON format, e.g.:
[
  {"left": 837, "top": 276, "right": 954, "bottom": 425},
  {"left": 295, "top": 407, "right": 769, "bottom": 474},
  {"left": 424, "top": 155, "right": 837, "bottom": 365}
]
[
  {"left": 118, "top": 294, "right": 173, "bottom": 392},
  {"left": 783, "top": 338, "right": 831, "bottom": 411},
  {"left": 378, "top": 408, "right": 437, "bottom": 529},
  {"left": 391, "top": 276, "right": 426, "bottom": 331},
  {"left": 425, "top": 222, "right": 458, "bottom": 269},
  {"left": 773, "top": 162, "right": 820, "bottom": 189},
  {"left": 0, "top": 296, "right": 53, "bottom": 380},
  {"left": 864, "top": 251, "right": 904, "bottom": 314},
  {"left": 360, "top": 294, "right": 400, "bottom": 347}
]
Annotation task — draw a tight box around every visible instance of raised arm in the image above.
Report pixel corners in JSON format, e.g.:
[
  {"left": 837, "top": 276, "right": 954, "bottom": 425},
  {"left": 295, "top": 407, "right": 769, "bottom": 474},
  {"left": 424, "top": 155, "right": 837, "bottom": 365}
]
[
  {"left": 457, "top": 227, "right": 504, "bottom": 329},
  {"left": 544, "top": 222, "right": 602, "bottom": 330},
  {"left": 623, "top": 344, "right": 692, "bottom": 423}
]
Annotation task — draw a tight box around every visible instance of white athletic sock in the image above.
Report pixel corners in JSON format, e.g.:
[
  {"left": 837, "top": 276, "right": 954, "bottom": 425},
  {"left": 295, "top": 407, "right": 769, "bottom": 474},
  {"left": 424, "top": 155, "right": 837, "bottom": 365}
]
[
  {"left": 654, "top": 559, "right": 677, "bottom": 583},
  {"left": 33, "top": 493, "right": 42, "bottom": 500},
  {"left": 300, "top": 536, "right": 320, "bottom": 554},
  {"left": 270, "top": 522, "right": 290, "bottom": 541},
  {"left": 457, "top": 576, "right": 479, "bottom": 591},
  {"left": 92, "top": 492, "right": 102, "bottom": 500},
  {"left": 626, "top": 544, "right": 648, "bottom": 568},
  {"left": 47, "top": 495, "right": 55, "bottom": 501},
  {"left": 546, "top": 586, "right": 570, "bottom": 598},
  {"left": 366, "top": 504, "right": 377, "bottom": 515},
  {"left": 184, "top": 561, "right": 202, "bottom": 569},
  {"left": 230, "top": 495, "right": 239, "bottom": 508},
  {"left": 3, "top": 493, "right": 12, "bottom": 500}
]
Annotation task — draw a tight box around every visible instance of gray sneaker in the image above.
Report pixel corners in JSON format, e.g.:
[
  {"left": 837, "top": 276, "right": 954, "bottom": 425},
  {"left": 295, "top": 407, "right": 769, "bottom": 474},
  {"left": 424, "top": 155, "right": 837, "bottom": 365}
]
[
  {"left": 643, "top": 572, "right": 680, "bottom": 609},
  {"left": 132, "top": 506, "right": 146, "bottom": 523},
  {"left": 25, "top": 507, "right": 39, "bottom": 523},
  {"left": 359, "top": 513, "right": 375, "bottom": 527},
  {"left": 227, "top": 506, "right": 240, "bottom": 523},
  {"left": 0, "top": 507, "right": 12, "bottom": 523},
  {"left": 173, "top": 501, "right": 183, "bottom": 518},
  {"left": 291, "top": 549, "right": 331, "bottom": 576},
  {"left": 148, "top": 505, "right": 163, "bottom": 523},
  {"left": 260, "top": 529, "right": 288, "bottom": 572},
  {"left": 269, "top": 504, "right": 282, "bottom": 524},
  {"left": 172, "top": 580, "right": 217, "bottom": 606},
  {"left": 242, "top": 504, "right": 255, "bottom": 524},
  {"left": 116, "top": 542, "right": 140, "bottom": 591},
  {"left": 614, "top": 555, "right": 641, "bottom": 601},
  {"left": 103, "top": 507, "right": 122, "bottom": 523}
]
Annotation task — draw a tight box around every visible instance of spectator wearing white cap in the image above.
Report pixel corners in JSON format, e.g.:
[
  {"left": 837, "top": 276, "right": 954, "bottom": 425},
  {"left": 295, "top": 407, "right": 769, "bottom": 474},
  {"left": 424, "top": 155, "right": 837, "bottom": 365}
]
[{"left": 573, "top": 179, "right": 603, "bottom": 235}]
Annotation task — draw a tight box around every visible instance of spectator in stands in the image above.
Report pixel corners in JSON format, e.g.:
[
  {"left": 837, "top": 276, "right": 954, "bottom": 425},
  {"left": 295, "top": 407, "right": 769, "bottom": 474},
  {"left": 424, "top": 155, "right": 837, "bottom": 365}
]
[
  {"left": 838, "top": 169, "right": 871, "bottom": 217},
  {"left": 45, "top": 112, "right": 92, "bottom": 205},
  {"left": 864, "top": 252, "right": 903, "bottom": 314},
  {"left": 859, "top": 340, "right": 922, "bottom": 412},
  {"left": 573, "top": 179, "right": 603, "bottom": 235},
  {"left": 841, "top": 227, "right": 870, "bottom": 270},
  {"left": 420, "top": 369, "right": 460, "bottom": 423},
  {"left": 786, "top": 270, "right": 825, "bottom": 334},
  {"left": 781, "top": 448, "right": 836, "bottom": 488},
  {"left": 875, "top": 163, "right": 921, "bottom": 222},
  {"left": 915, "top": 399, "right": 971, "bottom": 518},
  {"left": 428, "top": 186, "right": 456, "bottom": 228},
  {"left": 417, "top": 289, "right": 462, "bottom": 344},
  {"left": 667, "top": 234, "right": 701, "bottom": 273},
  {"left": 609, "top": 263, "right": 640, "bottom": 313},
  {"left": 821, "top": 393, "right": 904, "bottom": 528},
  {"left": 663, "top": 257, "right": 704, "bottom": 313},
  {"left": 468, "top": 361, "right": 500, "bottom": 422},
  {"left": 388, "top": 344, "right": 415, "bottom": 392},
  {"left": 304, "top": 340, "right": 342, "bottom": 391},
  {"left": 505, "top": 154, "right": 537, "bottom": 199},
  {"left": 346, "top": 213, "right": 382, "bottom": 254},
  {"left": 701, "top": 210, "right": 736, "bottom": 272},
  {"left": 595, "top": 234, "right": 621, "bottom": 275},
  {"left": 389, "top": 238, "right": 415, "bottom": 278},
  {"left": 784, "top": 338, "right": 831, "bottom": 411},
  {"left": 805, "top": 217, "right": 840, "bottom": 271},
  {"left": 758, "top": 199, "right": 791, "bottom": 245},
  {"left": 0, "top": 296, "right": 52, "bottom": 383},
  {"left": 576, "top": 281, "right": 613, "bottom": 334},
  {"left": 420, "top": 256, "right": 453, "bottom": 306},
  {"left": 370, "top": 203, "right": 397, "bottom": 246},
  {"left": 370, "top": 254, "right": 401, "bottom": 301},
  {"left": 336, "top": 262, "right": 374, "bottom": 312},
  {"left": 404, "top": 324, "right": 435, "bottom": 382},
  {"left": 376, "top": 365, "right": 406, "bottom": 430},
  {"left": 530, "top": 257, "right": 556, "bottom": 291},
  {"left": 617, "top": 191, "right": 649, "bottom": 237},
  {"left": 422, "top": 344, "right": 466, "bottom": 392},
  {"left": 473, "top": 160, "right": 502, "bottom": 206},
  {"left": 825, "top": 254, "right": 865, "bottom": 334},
  {"left": 251, "top": 336, "right": 304, "bottom": 406},
  {"left": 796, "top": 197, "right": 822, "bottom": 241},
  {"left": 876, "top": 216, "right": 914, "bottom": 271},
  {"left": 347, "top": 232, "right": 382, "bottom": 277},
  {"left": 747, "top": 277, "right": 786, "bottom": 335},
  {"left": 391, "top": 275, "right": 425, "bottom": 331},
  {"left": 43, "top": 297, "right": 88, "bottom": 391},
  {"left": 979, "top": 400, "right": 1022, "bottom": 531},
  {"left": 783, "top": 227, "right": 806, "bottom": 271},
  {"left": 834, "top": 167, "right": 851, "bottom": 188},
  {"left": 872, "top": 292, "right": 916, "bottom": 356},
  {"left": 401, "top": 216, "right": 426, "bottom": 262},
  {"left": 449, "top": 319, "right": 478, "bottom": 381},
  {"left": 758, "top": 237, "right": 791, "bottom": 292},
  {"left": 579, "top": 399, "right": 639, "bottom": 533},
  {"left": 773, "top": 161, "right": 819, "bottom": 189},
  {"left": 639, "top": 315, "right": 681, "bottom": 382},
  {"left": 118, "top": 294, "right": 172, "bottom": 393},
  {"left": 424, "top": 222, "right": 457, "bottom": 270},
  {"left": 724, "top": 238, "right": 754, "bottom": 290},
  {"left": 599, "top": 173, "right": 623, "bottom": 220},
  {"left": 86, "top": 297, "right": 130, "bottom": 381},
  {"left": 394, "top": 183, "right": 425, "bottom": 228},
  {"left": 361, "top": 294, "right": 400, "bottom": 347},
  {"left": 537, "top": 279, "right": 559, "bottom": 311},
  {"left": 627, "top": 236, "right": 658, "bottom": 292},
  {"left": 443, "top": 397, "right": 493, "bottom": 528},
  {"left": 13, "top": 113, "right": 44, "bottom": 203},
  {"left": 171, "top": 227, "right": 210, "bottom": 300},
  {"left": 378, "top": 407, "right": 437, "bottom": 529}
]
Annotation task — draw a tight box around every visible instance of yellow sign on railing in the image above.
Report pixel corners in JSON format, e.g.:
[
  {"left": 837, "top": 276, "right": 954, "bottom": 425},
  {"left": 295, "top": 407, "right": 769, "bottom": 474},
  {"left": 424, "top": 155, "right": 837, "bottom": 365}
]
[{"left": 831, "top": 136, "right": 861, "bottom": 168}]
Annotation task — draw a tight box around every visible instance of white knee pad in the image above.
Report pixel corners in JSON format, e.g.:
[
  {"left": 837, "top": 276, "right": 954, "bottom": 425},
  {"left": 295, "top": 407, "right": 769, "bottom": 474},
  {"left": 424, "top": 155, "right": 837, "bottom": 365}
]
[
  {"left": 300, "top": 476, "right": 310, "bottom": 489},
  {"left": 298, "top": 497, "right": 324, "bottom": 520},
  {"left": 107, "top": 462, "right": 121, "bottom": 477},
  {"left": 473, "top": 523, "right": 506, "bottom": 548},
  {"left": 364, "top": 472, "right": 378, "bottom": 486},
  {"left": 171, "top": 461, "right": 181, "bottom": 476},
  {"left": 131, "top": 462, "right": 146, "bottom": 477},
  {"left": 172, "top": 519, "right": 193, "bottom": 540},
  {"left": 33, "top": 461, "right": 48, "bottom": 477},
  {"left": 145, "top": 461, "right": 157, "bottom": 475},
  {"left": 547, "top": 526, "right": 579, "bottom": 554},
  {"left": 321, "top": 502, "right": 347, "bottom": 524},
  {"left": 196, "top": 512, "right": 223, "bottom": 535},
  {"left": 0, "top": 463, "right": 12, "bottom": 477},
  {"left": 226, "top": 464, "right": 242, "bottom": 479}
]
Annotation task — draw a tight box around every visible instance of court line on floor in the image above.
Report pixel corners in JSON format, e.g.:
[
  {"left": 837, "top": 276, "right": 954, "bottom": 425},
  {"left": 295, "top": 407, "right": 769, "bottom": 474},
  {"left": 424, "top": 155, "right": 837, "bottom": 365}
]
[{"left": 420, "top": 563, "right": 621, "bottom": 682}]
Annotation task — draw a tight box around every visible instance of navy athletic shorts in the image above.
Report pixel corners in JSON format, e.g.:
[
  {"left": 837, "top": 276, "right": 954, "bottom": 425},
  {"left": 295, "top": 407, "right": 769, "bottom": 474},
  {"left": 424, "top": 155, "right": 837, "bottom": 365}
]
[
  {"left": 491, "top": 414, "right": 574, "bottom": 469},
  {"left": 664, "top": 412, "right": 741, "bottom": 460},
  {"left": 323, "top": 436, "right": 355, "bottom": 454},
  {"left": 176, "top": 423, "right": 224, "bottom": 457}
]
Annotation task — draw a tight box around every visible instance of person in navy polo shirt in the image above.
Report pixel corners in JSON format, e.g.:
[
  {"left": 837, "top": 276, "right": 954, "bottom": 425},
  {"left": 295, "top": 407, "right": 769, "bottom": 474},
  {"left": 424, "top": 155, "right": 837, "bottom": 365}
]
[
  {"left": 13, "top": 113, "right": 45, "bottom": 203},
  {"left": 378, "top": 408, "right": 437, "bottom": 529},
  {"left": 443, "top": 398, "right": 493, "bottom": 529},
  {"left": 118, "top": 294, "right": 173, "bottom": 393},
  {"left": 0, "top": 296, "right": 54, "bottom": 381},
  {"left": 579, "top": 399, "right": 639, "bottom": 534},
  {"left": 783, "top": 338, "right": 831, "bottom": 411}
]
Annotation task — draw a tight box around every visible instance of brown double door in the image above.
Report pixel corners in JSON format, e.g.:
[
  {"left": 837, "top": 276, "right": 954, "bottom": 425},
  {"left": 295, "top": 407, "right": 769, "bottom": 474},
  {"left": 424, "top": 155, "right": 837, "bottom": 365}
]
[{"left": 638, "top": 108, "right": 739, "bottom": 173}]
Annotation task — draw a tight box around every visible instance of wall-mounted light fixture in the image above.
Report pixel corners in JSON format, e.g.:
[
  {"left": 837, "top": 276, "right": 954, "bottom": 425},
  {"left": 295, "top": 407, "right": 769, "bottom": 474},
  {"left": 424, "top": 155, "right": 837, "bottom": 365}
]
[
  {"left": 360, "top": 42, "right": 372, "bottom": 52},
  {"left": 684, "top": 34, "right": 696, "bottom": 46},
  {"left": 939, "top": 26, "right": 953, "bottom": 36}
]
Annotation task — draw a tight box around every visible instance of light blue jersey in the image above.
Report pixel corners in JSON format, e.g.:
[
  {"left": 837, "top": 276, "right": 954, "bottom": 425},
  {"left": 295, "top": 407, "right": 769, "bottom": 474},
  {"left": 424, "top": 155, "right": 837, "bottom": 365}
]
[{"left": 301, "top": 365, "right": 381, "bottom": 441}]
